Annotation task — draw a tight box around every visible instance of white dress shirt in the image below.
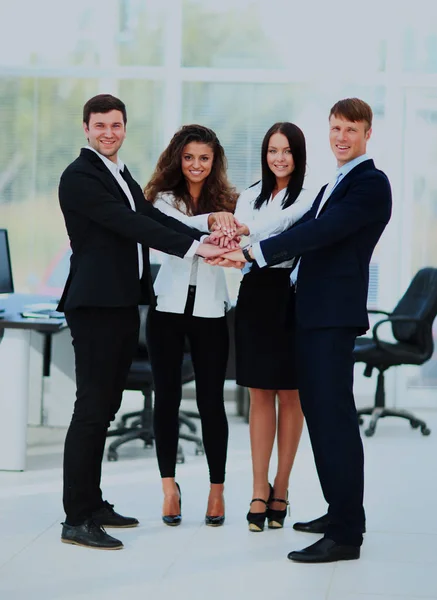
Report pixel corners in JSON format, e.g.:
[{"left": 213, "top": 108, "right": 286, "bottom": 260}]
[
  {"left": 85, "top": 146, "right": 144, "bottom": 277},
  {"left": 235, "top": 182, "right": 314, "bottom": 270},
  {"left": 152, "top": 192, "right": 230, "bottom": 318}
]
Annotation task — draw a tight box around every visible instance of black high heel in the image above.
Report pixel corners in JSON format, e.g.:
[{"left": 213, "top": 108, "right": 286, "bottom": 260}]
[
  {"left": 246, "top": 484, "right": 273, "bottom": 532},
  {"left": 205, "top": 490, "right": 225, "bottom": 526},
  {"left": 162, "top": 482, "right": 182, "bottom": 527},
  {"left": 205, "top": 514, "right": 225, "bottom": 527},
  {"left": 267, "top": 491, "right": 290, "bottom": 529}
]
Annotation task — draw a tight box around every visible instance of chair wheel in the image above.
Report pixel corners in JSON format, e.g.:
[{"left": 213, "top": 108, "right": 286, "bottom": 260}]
[
  {"left": 421, "top": 426, "right": 431, "bottom": 436},
  {"left": 195, "top": 448, "right": 205, "bottom": 456},
  {"left": 144, "top": 440, "right": 154, "bottom": 449},
  {"left": 107, "top": 450, "right": 118, "bottom": 461},
  {"left": 358, "top": 417, "right": 364, "bottom": 425},
  {"left": 364, "top": 428, "right": 375, "bottom": 437},
  {"left": 410, "top": 421, "right": 420, "bottom": 429},
  {"left": 176, "top": 455, "right": 185, "bottom": 464}
]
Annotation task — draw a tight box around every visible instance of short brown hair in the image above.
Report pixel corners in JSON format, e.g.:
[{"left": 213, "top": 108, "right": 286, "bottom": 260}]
[
  {"left": 83, "top": 94, "right": 127, "bottom": 126},
  {"left": 329, "top": 98, "right": 373, "bottom": 131}
]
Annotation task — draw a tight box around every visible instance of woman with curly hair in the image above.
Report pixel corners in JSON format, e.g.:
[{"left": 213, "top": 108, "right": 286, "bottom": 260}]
[{"left": 144, "top": 124, "right": 238, "bottom": 527}]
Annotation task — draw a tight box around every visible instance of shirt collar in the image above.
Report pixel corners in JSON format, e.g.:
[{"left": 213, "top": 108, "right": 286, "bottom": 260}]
[
  {"left": 336, "top": 153, "right": 370, "bottom": 180},
  {"left": 84, "top": 145, "right": 125, "bottom": 175}
]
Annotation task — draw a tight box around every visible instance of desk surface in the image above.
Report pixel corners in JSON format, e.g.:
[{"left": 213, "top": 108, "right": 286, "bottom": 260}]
[{"left": 0, "top": 294, "right": 66, "bottom": 333}]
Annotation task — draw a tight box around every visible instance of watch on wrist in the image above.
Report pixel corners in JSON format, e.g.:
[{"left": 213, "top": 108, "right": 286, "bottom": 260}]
[{"left": 242, "top": 246, "right": 255, "bottom": 263}]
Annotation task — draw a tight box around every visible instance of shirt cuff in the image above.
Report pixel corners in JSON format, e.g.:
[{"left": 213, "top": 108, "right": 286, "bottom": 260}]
[
  {"left": 184, "top": 240, "right": 200, "bottom": 258},
  {"left": 251, "top": 242, "right": 267, "bottom": 267}
]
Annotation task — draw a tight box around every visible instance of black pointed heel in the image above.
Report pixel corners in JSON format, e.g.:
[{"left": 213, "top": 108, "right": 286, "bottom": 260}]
[
  {"left": 162, "top": 482, "right": 182, "bottom": 527},
  {"left": 205, "top": 514, "right": 225, "bottom": 527},
  {"left": 246, "top": 484, "right": 273, "bottom": 532},
  {"left": 267, "top": 491, "right": 290, "bottom": 529}
]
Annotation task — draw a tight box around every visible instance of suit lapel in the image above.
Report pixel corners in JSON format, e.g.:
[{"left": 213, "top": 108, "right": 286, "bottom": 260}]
[
  {"left": 317, "top": 159, "right": 375, "bottom": 217},
  {"left": 120, "top": 165, "right": 145, "bottom": 212},
  {"left": 80, "top": 148, "right": 132, "bottom": 209},
  {"left": 311, "top": 185, "right": 327, "bottom": 216}
]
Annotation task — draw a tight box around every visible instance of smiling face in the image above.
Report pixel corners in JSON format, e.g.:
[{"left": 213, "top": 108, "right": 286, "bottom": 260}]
[
  {"left": 329, "top": 115, "right": 371, "bottom": 167},
  {"left": 181, "top": 142, "right": 214, "bottom": 190},
  {"left": 83, "top": 110, "right": 126, "bottom": 163},
  {"left": 266, "top": 132, "right": 295, "bottom": 184}
]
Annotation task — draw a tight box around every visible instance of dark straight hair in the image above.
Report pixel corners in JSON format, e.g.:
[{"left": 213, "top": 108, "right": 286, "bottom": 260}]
[
  {"left": 254, "top": 122, "right": 306, "bottom": 210},
  {"left": 83, "top": 94, "right": 127, "bottom": 126}
]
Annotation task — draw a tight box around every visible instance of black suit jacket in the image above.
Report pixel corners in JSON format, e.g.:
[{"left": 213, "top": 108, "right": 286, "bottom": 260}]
[
  {"left": 259, "top": 159, "right": 392, "bottom": 332},
  {"left": 58, "top": 149, "right": 204, "bottom": 311}
]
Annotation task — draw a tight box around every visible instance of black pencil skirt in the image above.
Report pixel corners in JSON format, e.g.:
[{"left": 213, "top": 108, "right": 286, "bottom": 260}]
[{"left": 234, "top": 267, "right": 298, "bottom": 390}]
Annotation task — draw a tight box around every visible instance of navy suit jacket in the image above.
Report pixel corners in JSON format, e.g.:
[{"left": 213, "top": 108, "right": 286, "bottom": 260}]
[
  {"left": 58, "top": 149, "right": 203, "bottom": 312},
  {"left": 259, "top": 159, "right": 392, "bottom": 333}
]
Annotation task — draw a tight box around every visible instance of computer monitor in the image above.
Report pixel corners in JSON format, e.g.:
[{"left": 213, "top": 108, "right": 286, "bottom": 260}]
[{"left": 0, "top": 229, "right": 14, "bottom": 313}]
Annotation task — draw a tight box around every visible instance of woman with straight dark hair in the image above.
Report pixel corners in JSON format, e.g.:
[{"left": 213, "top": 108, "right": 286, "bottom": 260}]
[
  {"left": 144, "top": 124, "right": 238, "bottom": 527},
  {"left": 222, "top": 122, "right": 313, "bottom": 532}
]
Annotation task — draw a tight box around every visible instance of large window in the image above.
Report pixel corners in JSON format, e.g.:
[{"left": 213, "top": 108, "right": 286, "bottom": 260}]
[{"left": 1, "top": 0, "right": 437, "bottom": 401}]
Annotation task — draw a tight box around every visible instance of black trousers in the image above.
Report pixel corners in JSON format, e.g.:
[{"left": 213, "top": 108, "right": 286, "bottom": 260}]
[
  {"left": 296, "top": 326, "right": 365, "bottom": 547},
  {"left": 63, "top": 306, "right": 139, "bottom": 525},
  {"left": 147, "top": 290, "right": 229, "bottom": 484}
]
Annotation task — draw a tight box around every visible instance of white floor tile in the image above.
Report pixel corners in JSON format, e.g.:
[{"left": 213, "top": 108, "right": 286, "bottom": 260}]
[{"left": 0, "top": 405, "right": 436, "bottom": 600}]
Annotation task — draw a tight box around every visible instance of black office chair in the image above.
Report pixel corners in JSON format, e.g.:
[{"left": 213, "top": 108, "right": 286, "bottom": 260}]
[
  {"left": 106, "top": 305, "right": 204, "bottom": 462},
  {"left": 353, "top": 267, "right": 437, "bottom": 437}
]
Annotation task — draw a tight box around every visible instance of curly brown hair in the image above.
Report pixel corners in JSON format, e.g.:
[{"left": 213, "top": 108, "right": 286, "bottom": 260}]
[{"left": 144, "top": 124, "right": 237, "bottom": 215}]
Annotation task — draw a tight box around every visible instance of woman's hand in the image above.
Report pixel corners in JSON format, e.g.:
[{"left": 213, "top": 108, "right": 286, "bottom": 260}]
[
  {"left": 206, "top": 230, "right": 241, "bottom": 249},
  {"left": 208, "top": 212, "right": 241, "bottom": 237}
]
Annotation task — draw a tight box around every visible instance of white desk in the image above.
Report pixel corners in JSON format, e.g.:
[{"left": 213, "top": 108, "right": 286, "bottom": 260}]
[{"left": 0, "top": 294, "right": 67, "bottom": 471}]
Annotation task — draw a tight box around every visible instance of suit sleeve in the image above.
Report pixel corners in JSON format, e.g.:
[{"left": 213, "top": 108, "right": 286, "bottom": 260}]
[
  {"left": 60, "top": 169, "right": 199, "bottom": 258},
  {"left": 259, "top": 172, "right": 392, "bottom": 266},
  {"left": 146, "top": 197, "right": 209, "bottom": 235}
]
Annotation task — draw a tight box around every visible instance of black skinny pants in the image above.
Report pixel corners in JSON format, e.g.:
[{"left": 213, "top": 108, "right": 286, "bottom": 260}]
[
  {"left": 147, "top": 289, "right": 229, "bottom": 483},
  {"left": 63, "top": 306, "right": 139, "bottom": 525}
]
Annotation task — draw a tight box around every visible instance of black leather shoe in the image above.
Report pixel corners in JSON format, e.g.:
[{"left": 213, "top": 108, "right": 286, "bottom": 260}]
[
  {"left": 293, "top": 513, "right": 331, "bottom": 533},
  {"left": 293, "top": 513, "right": 366, "bottom": 534},
  {"left": 61, "top": 519, "right": 123, "bottom": 550},
  {"left": 92, "top": 501, "right": 139, "bottom": 528},
  {"left": 287, "top": 538, "right": 360, "bottom": 563}
]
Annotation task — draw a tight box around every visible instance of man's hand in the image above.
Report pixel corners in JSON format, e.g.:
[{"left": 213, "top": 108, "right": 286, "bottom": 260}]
[
  {"left": 221, "top": 249, "right": 247, "bottom": 263},
  {"left": 204, "top": 248, "right": 247, "bottom": 268},
  {"left": 195, "top": 242, "right": 230, "bottom": 259}
]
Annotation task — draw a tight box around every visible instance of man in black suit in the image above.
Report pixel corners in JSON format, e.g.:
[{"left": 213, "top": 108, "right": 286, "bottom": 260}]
[
  {"left": 58, "top": 94, "right": 224, "bottom": 550},
  {"left": 219, "top": 98, "right": 392, "bottom": 562}
]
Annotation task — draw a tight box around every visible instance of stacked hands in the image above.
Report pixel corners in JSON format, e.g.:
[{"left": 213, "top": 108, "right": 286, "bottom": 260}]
[{"left": 197, "top": 212, "right": 249, "bottom": 268}]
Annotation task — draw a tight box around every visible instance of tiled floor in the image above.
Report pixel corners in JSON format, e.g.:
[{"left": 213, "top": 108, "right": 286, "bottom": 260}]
[{"left": 0, "top": 400, "right": 436, "bottom": 600}]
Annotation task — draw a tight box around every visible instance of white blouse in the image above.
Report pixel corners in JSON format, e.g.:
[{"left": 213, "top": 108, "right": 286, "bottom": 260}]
[
  {"left": 234, "top": 181, "right": 314, "bottom": 268},
  {"left": 151, "top": 192, "right": 230, "bottom": 318}
]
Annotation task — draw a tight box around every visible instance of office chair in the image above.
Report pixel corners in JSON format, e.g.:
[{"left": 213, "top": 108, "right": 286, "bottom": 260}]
[
  {"left": 353, "top": 267, "right": 437, "bottom": 437},
  {"left": 106, "top": 305, "right": 204, "bottom": 462}
]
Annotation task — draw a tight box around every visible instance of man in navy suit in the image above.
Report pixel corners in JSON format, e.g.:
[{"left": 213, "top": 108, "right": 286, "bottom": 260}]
[{"left": 220, "top": 98, "right": 392, "bottom": 562}]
